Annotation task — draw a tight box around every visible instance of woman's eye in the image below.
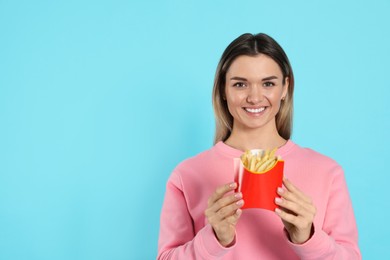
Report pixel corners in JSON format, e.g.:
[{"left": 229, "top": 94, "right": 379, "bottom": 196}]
[
  {"left": 233, "top": 82, "right": 246, "bottom": 88},
  {"left": 263, "top": 82, "right": 275, "bottom": 87}
]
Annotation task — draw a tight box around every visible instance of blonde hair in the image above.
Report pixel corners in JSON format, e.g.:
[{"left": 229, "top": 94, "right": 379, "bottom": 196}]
[{"left": 212, "top": 33, "right": 294, "bottom": 144}]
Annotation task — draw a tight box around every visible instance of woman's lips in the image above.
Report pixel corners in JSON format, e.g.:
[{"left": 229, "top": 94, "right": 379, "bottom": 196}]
[{"left": 244, "top": 107, "right": 266, "bottom": 114}]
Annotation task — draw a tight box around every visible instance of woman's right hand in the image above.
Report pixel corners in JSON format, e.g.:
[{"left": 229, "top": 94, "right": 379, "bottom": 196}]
[{"left": 204, "top": 182, "right": 244, "bottom": 247}]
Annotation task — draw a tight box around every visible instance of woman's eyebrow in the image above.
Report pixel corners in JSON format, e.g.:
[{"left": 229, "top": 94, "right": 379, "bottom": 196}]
[
  {"left": 262, "top": 76, "right": 278, "bottom": 81},
  {"left": 230, "top": 76, "right": 247, "bottom": 81}
]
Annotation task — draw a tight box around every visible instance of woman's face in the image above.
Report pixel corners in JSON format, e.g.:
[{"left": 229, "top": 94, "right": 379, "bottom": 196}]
[{"left": 224, "top": 54, "right": 288, "bottom": 133}]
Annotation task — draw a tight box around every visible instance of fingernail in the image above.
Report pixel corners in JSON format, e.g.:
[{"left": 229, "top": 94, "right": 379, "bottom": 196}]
[
  {"left": 277, "top": 187, "right": 284, "bottom": 194},
  {"left": 275, "top": 197, "right": 283, "bottom": 204},
  {"left": 235, "top": 192, "right": 242, "bottom": 199},
  {"left": 236, "top": 199, "right": 244, "bottom": 206},
  {"left": 275, "top": 208, "right": 282, "bottom": 214},
  {"left": 229, "top": 182, "right": 237, "bottom": 188}
]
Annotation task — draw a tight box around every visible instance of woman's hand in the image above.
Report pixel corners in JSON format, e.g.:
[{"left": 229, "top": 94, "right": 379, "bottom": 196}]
[
  {"left": 205, "top": 182, "right": 244, "bottom": 247},
  {"left": 275, "top": 178, "right": 317, "bottom": 244}
]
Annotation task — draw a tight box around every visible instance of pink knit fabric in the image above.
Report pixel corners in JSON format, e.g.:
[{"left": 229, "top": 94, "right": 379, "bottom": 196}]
[{"left": 158, "top": 141, "right": 361, "bottom": 259}]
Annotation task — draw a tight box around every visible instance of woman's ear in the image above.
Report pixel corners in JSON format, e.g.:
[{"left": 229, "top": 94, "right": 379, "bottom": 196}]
[
  {"left": 282, "top": 77, "right": 289, "bottom": 100},
  {"left": 222, "top": 88, "right": 227, "bottom": 100}
]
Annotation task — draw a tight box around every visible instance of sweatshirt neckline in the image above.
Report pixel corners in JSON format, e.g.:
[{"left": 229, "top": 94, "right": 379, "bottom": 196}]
[{"left": 214, "top": 140, "right": 296, "bottom": 158}]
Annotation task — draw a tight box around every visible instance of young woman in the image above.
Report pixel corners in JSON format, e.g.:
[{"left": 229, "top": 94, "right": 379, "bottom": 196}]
[{"left": 157, "top": 33, "right": 361, "bottom": 259}]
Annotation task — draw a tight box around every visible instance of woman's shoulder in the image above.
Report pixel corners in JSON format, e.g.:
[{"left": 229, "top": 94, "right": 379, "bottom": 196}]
[
  {"left": 288, "top": 141, "right": 342, "bottom": 169},
  {"left": 167, "top": 144, "right": 225, "bottom": 188},
  {"left": 172, "top": 145, "right": 217, "bottom": 174},
  {"left": 175, "top": 141, "right": 239, "bottom": 169}
]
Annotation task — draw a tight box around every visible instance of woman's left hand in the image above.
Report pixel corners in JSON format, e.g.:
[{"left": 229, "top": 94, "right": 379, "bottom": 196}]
[{"left": 275, "top": 177, "right": 317, "bottom": 244}]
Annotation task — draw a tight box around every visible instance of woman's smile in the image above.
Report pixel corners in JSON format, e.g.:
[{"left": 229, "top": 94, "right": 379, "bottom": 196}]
[{"left": 243, "top": 106, "right": 266, "bottom": 116}]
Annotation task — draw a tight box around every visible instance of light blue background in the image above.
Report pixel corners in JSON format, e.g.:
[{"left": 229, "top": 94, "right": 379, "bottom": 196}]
[{"left": 1, "top": 0, "right": 389, "bottom": 259}]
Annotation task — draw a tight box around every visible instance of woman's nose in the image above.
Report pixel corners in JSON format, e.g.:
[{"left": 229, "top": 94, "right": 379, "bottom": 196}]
[{"left": 246, "top": 86, "right": 263, "bottom": 104}]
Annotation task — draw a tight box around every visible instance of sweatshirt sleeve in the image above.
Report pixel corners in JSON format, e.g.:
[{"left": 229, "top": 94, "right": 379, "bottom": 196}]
[
  {"left": 287, "top": 166, "right": 361, "bottom": 259},
  {"left": 157, "top": 171, "right": 234, "bottom": 260}
]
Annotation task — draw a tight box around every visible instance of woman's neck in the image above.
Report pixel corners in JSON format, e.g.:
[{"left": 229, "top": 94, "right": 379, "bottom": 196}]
[{"left": 224, "top": 127, "right": 287, "bottom": 151}]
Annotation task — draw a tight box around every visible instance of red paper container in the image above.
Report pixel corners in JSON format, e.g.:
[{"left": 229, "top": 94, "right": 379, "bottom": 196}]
[{"left": 240, "top": 160, "right": 284, "bottom": 211}]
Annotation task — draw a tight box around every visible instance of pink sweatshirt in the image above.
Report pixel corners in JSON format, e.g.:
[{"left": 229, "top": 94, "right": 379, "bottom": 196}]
[{"left": 158, "top": 141, "right": 361, "bottom": 259}]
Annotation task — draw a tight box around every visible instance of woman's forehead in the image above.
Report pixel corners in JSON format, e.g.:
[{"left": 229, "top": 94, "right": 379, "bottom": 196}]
[{"left": 226, "top": 55, "right": 283, "bottom": 79}]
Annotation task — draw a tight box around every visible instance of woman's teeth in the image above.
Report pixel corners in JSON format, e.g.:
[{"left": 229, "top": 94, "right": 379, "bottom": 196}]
[{"left": 245, "top": 107, "right": 265, "bottom": 113}]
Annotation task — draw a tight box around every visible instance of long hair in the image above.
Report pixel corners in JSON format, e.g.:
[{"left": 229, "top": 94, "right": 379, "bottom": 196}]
[{"left": 212, "top": 33, "right": 294, "bottom": 144}]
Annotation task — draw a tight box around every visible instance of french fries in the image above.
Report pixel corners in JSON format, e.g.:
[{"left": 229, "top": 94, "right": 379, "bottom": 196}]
[{"left": 241, "top": 148, "right": 280, "bottom": 173}]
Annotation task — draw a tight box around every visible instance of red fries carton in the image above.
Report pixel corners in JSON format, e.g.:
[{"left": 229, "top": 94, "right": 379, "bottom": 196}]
[{"left": 234, "top": 150, "right": 284, "bottom": 211}]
